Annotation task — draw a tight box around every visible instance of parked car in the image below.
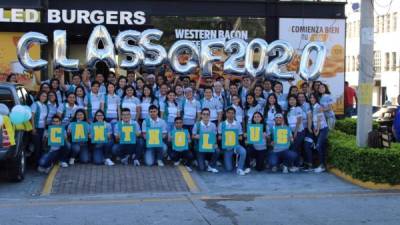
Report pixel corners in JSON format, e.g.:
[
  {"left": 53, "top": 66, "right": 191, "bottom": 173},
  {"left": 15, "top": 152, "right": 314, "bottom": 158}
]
[
  {"left": 373, "top": 105, "right": 397, "bottom": 129},
  {"left": 0, "top": 82, "right": 33, "bottom": 181}
]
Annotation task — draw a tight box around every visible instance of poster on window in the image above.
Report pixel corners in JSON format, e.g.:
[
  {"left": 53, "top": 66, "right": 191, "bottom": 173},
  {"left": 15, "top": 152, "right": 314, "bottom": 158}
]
[
  {"left": 0, "top": 32, "right": 41, "bottom": 91},
  {"left": 279, "top": 18, "right": 345, "bottom": 115}
]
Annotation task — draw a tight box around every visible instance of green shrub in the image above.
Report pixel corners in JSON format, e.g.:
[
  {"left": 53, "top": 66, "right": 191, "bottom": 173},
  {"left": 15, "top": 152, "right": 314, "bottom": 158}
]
[
  {"left": 335, "top": 118, "right": 379, "bottom": 135},
  {"left": 328, "top": 130, "right": 400, "bottom": 184}
]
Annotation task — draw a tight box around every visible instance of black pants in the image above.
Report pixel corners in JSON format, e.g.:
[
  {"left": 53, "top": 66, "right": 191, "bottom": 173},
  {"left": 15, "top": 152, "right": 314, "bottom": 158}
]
[{"left": 245, "top": 145, "right": 267, "bottom": 171}]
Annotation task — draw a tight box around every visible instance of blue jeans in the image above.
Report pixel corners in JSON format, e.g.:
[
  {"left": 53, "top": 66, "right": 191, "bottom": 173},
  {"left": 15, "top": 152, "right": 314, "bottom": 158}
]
[
  {"left": 316, "top": 128, "right": 329, "bottom": 166},
  {"left": 268, "top": 150, "right": 298, "bottom": 167},
  {"left": 223, "top": 145, "right": 246, "bottom": 171},
  {"left": 93, "top": 142, "right": 113, "bottom": 165},
  {"left": 196, "top": 149, "right": 220, "bottom": 171},
  {"left": 38, "top": 147, "right": 69, "bottom": 168},
  {"left": 70, "top": 142, "right": 90, "bottom": 163},
  {"left": 144, "top": 146, "right": 165, "bottom": 166},
  {"left": 112, "top": 138, "right": 144, "bottom": 160}
]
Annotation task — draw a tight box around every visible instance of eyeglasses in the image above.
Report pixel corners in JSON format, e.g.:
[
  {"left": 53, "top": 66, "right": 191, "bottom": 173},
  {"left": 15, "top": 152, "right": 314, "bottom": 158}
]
[
  {"left": 202, "top": 113, "right": 210, "bottom": 116},
  {"left": 95, "top": 114, "right": 104, "bottom": 117}
]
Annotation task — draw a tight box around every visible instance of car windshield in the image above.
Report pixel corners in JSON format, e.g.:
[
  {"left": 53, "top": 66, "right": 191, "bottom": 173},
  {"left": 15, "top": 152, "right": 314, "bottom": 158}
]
[{"left": 0, "top": 88, "right": 14, "bottom": 111}]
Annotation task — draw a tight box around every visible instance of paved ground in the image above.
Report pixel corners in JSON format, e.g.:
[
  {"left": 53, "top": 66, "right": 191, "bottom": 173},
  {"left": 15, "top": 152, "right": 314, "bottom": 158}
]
[
  {"left": 0, "top": 165, "right": 399, "bottom": 225},
  {"left": 52, "top": 164, "right": 188, "bottom": 195}
]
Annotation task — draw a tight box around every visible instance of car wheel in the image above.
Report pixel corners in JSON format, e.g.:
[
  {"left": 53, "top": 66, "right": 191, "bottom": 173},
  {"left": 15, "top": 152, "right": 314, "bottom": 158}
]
[{"left": 8, "top": 145, "right": 25, "bottom": 182}]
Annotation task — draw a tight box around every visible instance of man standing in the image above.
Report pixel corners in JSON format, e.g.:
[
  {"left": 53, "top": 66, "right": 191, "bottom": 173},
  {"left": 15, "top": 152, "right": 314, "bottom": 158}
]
[
  {"left": 344, "top": 81, "right": 357, "bottom": 117},
  {"left": 392, "top": 95, "right": 400, "bottom": 141}
]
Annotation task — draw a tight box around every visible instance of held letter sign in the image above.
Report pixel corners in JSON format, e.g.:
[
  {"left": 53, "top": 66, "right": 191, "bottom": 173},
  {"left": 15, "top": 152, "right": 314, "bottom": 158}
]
[
  {"left": 48, "top": 125, "right": 65, "bottom": 147},
  {"left": 146, "top": 127, "right": 163, "bottom": 148},
  {"left": 199, "top": 132, "right": 215, "bottom": 152},
  {"left": 91, "top": 122, "right": 108, "bottom": 143},
  {"left": 119, "top": 123, "right": 136, "bottom": 144},
  {"left": 172, "top": 129, "right": 189, "bottom": 151}
]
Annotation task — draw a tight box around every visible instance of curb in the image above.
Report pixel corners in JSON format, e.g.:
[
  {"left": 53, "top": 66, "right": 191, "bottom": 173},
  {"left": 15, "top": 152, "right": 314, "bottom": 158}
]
[
  {"left": 329, "top": 167, "right": 400, "bottom": 190},
  {"left": 41, "top": 163, "right": 60, "bottom": 196},
  {"left": 178, "top": 165, "right": 200, "bottom": 193}
]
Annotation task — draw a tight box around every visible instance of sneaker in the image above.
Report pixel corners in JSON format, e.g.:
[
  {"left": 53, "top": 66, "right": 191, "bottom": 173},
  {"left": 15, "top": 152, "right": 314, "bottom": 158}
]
[
  {"left": 207, "top": 166, "right": 219, "bottom": 173},
  {"left": 250, "top": 159, "right": 256, "bottom": 168},
  {"left": 121, "top": 156, "right": 129, "bottom": 165},
  {"left": 60, "top": 162, "right": 69, "bottom": 168},
  {"left": 271, "top": 166, "right": 278, "bottom": 172},
  {"left": 185, "top": 166, "right": 193, "bottom": 172},
  {"left": 133, "top": 159, "right": 141, "bottom": 166},
  {"left": 37, "top": 166, "right": 47, "bottom": 173},
  {"left": 216, "top": 160, "right": 222, "bottom": 167},
  {"left": 104, "top": 158, "right": 115, "bottom": 166},
  {"left": 236, "top": 169, "right": 246, "bottom": 176},
  {"left": 157, "top": 160, "right": 165, "bottom": 167},
  {"left": 303, "top": 164, "right": 313, "bottom": 172},
  {"left": 244, "top": 168, "right": 251, "bottom": 174},
  {"left": 173, "top": 161, "right": 181, "bottom": 166},
  {"left": 314, "top": 165, "right": 326, "bottom": 173},
  {"left": 69, "top": 158, "right": 75, "bottom": 165},
  {"left": 289, "top": 166, "right": 299, "bottom": 173},
  {"left": 282, "top": 166, "right": 289, "bottom": 174}
]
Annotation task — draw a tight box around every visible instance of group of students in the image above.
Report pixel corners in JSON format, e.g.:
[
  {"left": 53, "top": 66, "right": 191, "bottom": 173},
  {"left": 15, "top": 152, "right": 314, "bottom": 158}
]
[{"left": 9, "top": 67, "right": 335, "bottom": 175}]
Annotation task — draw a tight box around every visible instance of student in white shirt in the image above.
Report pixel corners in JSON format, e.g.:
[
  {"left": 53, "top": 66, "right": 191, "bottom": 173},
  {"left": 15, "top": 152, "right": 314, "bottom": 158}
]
[
  {"left": 286, "top": 95, "right": 305, "bottom": 168},
  {"left": 200, "top": 87, "right": 223, "bottom": 125},
  {"left": 192, "top": 108, "right": 220, "bottom": 173},
  {"left": 31, "top": 91, "right": 48, "bottom": 166},
  {"left": 112, "top": 108, "right": 143, "bottom": 166},
  {"left": 308, "top": 93, "right": 329, "bottom": 173},
  {"left": 74, "top": 86, "right": 87, "bottom": 110},
  {"left": 67, "top": 109, "right": 90, "bottom": 164},
  {"left": 57, "top": 92, "right": 79, "bottom": 127},
  {"left": 116, "top": 76, "right": 128, "bottom": 97},
  {"left": 50, "top": 78, "right": 64, "bottom": 104},
  {"left": 121, "top": 85, "right": 141, "bottom": 122},
  {"left": 139, "top": 85, "right": 159, "bottom": 124},
  {"left": 46, "top": 91, "right": 59, "bottom": 125},
  {"left": 160, "top": 90, "right": 181, "bottom": 132},
  {"left": 90, "top": 110, "right": 115, "bottom": 166},
  {"left": 142, "top": 105, "right": 168, "bottom": 166},
  {"left": 104, "top": 82, "right": 121, "bottom": 128},
  {"left": 87, "top": 81, "right": 104, "bottom": 121},
  {"left": 181, "top": 87, "right": 201, "bottom": 134},
  {"left": 218, "top": 107, "right": 247, "bottom": 175}
]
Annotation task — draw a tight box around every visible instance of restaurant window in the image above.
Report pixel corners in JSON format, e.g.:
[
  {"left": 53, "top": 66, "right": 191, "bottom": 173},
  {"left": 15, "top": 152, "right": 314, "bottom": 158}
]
[
  {"left": 386, "top": 14, "right": 391, "bottom": 32},
  {"left": 374, "top": 51, "right": 381, "bottom": 73},
  {"left": 385, "top": 52, "right": 390, "bottom": 71},
  {"left": 392, "top": 52, "right": 397, "bottom": 71}
]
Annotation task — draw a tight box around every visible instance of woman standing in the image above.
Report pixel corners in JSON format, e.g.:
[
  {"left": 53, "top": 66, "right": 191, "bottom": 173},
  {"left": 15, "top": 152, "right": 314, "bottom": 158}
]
[
  {"left": 160, "top": 91, "right": 181, "bottom": 132},
  {"left": 139, "top": 85, "right": 159, "bottom": 124},
  {"left": 264, "top": 93, "right": 282, "bottom": 130},
  {"left": 286, "top": 94, "right": 305, "bottom": 169},
  {"left": 318, "top": 83, "right": 336, "bottom": 129},
  {"left": 121, "top": 85, "right": 141, "bottom": 122},
  {"left": 104, "top": 83, "right": 121, "bottom": 128},
  {"left": 31, "top": 91, "right": 48, "bottom": 166},
  {"left": 308, "top": 93, "right": 329, "bottom": 173}
]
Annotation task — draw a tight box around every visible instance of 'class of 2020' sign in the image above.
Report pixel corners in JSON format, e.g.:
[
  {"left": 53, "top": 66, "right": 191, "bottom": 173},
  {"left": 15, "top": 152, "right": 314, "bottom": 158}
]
[{"left": 16, "top": 24, "right": 326, "bottom": 82}]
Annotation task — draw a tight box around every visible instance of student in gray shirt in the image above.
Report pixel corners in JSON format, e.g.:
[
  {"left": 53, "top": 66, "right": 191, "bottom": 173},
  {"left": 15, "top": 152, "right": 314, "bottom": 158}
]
[
  {"left": 192, "top": 108, "right": 220, "bottom": 173},
  {"left": 201, "top": 87, "right": 223, "bottom": 125},
  {"left": 218, "top": 107, "right": 247, "bottom": 175},
  {"left": 245, "top": 112, "right": 268, "bottom": 172},
  {"left": 142, "top": 105, "right": 168, "bottom": 167},
  {"left": 112, "top": 108, "right": 143, "bottom": 166}
]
